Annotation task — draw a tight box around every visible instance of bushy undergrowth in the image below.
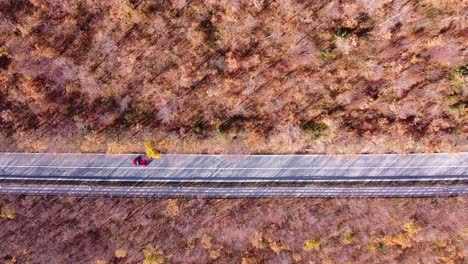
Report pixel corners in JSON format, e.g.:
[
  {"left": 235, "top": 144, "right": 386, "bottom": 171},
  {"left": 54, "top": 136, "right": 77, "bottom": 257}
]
[
  {"left": 0, "top": 0, "right": 466, "bottom": 154},
  {"left": 0, "top": 196, "right": 466, "bottom": 263}
]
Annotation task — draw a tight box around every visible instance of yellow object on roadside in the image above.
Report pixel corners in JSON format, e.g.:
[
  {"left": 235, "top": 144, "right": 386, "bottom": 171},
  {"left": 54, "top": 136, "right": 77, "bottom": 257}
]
[{"left": 145, "top": 140, "right": 161, "bottom": 159}]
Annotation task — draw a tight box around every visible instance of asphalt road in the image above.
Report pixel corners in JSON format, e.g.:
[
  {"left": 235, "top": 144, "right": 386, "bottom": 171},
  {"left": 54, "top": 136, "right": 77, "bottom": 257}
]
[
  {"left": 0, "top": 152, "right": 467, "bottom": 197},
  {"left": 0, "top": 152, "right": 467, "bottom": 183}
]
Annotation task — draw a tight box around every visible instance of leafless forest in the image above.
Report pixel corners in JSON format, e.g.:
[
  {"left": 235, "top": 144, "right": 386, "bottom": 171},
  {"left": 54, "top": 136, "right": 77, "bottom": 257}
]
[
  {"left": 0, "top": 0, "right": 466, "bottom": 154},
  {"left": 1, "top": 196, "right": 467, "bottom": 263},
  {"left": 0, "top": 1, "right": 467, "bottom": 262}
]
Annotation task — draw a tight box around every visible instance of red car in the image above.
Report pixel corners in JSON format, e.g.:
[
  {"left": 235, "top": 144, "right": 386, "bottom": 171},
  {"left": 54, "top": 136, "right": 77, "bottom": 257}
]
[{"left": 133, "top": 155, "right": 149, "bottom": 166}]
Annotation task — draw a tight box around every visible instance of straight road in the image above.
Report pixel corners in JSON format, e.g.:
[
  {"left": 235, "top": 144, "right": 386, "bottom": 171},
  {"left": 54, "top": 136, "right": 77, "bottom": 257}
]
[
  {"left": 0, "top": 184, "right": 466, "bottom": 198},
  {"left": 0, "top": 152, "right": 467, "bottom": 183}
]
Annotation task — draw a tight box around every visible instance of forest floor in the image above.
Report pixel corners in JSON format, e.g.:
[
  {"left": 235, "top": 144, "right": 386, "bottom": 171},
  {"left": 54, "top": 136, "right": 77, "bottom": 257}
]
[
  {"left": 0, "top": 0, "right": 466, "bottom": 154},
  {"left": 1, "top": 196, "right": 467, "bottom": 263}
]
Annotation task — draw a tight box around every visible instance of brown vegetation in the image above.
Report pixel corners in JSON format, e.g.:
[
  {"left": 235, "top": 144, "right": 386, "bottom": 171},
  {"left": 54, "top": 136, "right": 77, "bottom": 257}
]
[
  {"left": 0, "top": 0, "right": 467, "bottom": 154},
  {"left": 0, "top": 196, "right": 466, "bottom": 263}
]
